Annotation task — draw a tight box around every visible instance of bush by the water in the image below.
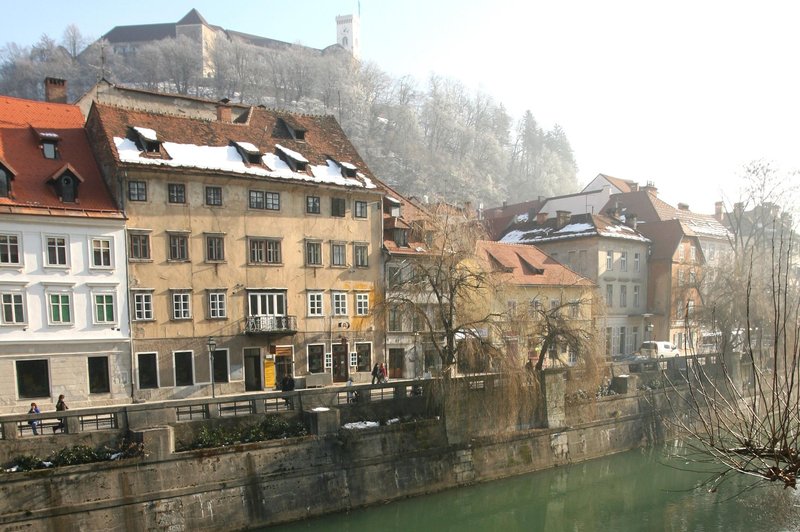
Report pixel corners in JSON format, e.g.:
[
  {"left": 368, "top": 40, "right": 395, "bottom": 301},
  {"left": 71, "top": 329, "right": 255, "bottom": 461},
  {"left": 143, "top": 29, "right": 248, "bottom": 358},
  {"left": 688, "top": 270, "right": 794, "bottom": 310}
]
[
  {"left": 182, "top": 415, "right": 308, "bottom": 451},
  {"left": 3, "top": 440, "right": 144, "bottom": 472}
]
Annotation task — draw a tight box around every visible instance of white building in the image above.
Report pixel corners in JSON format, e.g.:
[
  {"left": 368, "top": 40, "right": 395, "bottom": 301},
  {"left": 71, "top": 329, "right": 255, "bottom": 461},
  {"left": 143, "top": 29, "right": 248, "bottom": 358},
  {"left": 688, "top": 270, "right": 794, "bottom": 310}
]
[{"left": 0, "top": 91, "right": 130, "bottom": 413}]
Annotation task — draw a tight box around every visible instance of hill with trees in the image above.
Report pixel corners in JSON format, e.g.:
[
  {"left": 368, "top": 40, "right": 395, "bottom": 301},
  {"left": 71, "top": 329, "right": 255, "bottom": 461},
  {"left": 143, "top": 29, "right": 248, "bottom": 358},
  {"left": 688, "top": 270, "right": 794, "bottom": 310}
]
[{"left": 0, "top": 26, "right": 579, "bottom": 205}]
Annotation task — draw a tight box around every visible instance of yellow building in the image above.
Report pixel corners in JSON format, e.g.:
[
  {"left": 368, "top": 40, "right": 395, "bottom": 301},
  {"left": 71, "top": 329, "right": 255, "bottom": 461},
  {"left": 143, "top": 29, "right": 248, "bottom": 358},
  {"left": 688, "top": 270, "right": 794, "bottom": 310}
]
[
  {"left": 476, "top": 241, "right": 597, "bottom": 368},
  {"left": 86, "top": 102, "right": 384, "bottom": 400}
]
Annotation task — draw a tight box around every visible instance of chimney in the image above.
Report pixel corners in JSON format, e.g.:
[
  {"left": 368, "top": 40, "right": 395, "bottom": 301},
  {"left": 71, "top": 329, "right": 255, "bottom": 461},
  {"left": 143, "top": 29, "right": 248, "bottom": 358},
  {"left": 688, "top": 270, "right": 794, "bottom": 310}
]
[
  {"left": 642, "top": 181, "right": 658, "bottom": 196},
  {"left": 556, "top": 210, "right": 571, "bottom": 228},
  {"left": 677, "top": 202, "right": 689, "bottom": 211},
  {"left": 714, "top": 201, "right": 724, "bottom": 221},
  {"left": 630, "top": 182, "right": 639, "bottom": 192},
  {"left": 502, "top": 200, "right": 508, "bottom": 210},
  {"left": 536, "top": 211, "right": 548, "bottom": 224},
  {"left": 733, "top": 202, "right": 744, "bottom": 218},
  {"left": 626, "top": 214, "right": 638, "bottom": 230},
  {"left": 44, "top": 77, "right": 67, "bottom": 103},
  {"left": 216, "top": 103, "right": 232, "bottom": 123}
]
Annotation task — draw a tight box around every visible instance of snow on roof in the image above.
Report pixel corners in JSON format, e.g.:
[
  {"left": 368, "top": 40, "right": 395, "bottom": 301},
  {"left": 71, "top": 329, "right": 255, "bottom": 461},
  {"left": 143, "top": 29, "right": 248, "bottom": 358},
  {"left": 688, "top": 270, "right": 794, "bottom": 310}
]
[
  {"left": 597, "top": 224, "right": 650, "bottom": 242},
  {"left": 114, "top": 137, "right": 377, "bottom": 189},
  {"left": 275, "top": 143, "right": 308, "bottom": 163},
  {"left": 38, "top": 131, "right": 60, "bottom": 139},
  {"left": 386, "top": 196, "right": 401, "bottom": 204},
  {"left": 340, "top": 161, "right": 357, "bottom": 170},
  {"left": 515, "top": 212, "right": 529, "bottom": 223},
  {"left": 234, "top": 141, "right": 260, "bottom": 154},
  {"left": 133, "top": 126, "right": 157, "bottom": 141},
  {"left": 557, "top": 222, "right": 593, "bottom": 233}
]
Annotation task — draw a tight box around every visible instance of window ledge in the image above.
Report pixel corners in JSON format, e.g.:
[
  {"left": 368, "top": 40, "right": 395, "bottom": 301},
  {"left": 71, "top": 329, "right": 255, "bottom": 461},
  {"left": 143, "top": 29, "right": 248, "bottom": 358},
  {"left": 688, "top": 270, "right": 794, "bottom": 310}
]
[{"left": 129, "top": 259, "right": 153, "bottom": 263}]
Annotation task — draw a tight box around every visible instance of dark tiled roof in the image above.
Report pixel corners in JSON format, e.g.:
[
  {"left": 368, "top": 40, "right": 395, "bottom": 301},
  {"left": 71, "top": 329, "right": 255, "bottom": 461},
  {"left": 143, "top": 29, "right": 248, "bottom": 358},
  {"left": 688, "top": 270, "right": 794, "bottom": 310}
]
[
  {"left": 499, "top": 212, "right": 649, "bottom": 245},
  {"left": 637, "top": 219, "right": 689, "bottom": 260},
  {"left": 603, "top": 190, "right": 677, "bottom": 223},
  {"left": 89, "top": 102, "right": 379, "bottom": 191},
  {"left": 0, "top": 96, "right": 121, "bottom": 218},
  {"left": 103, "top": 23, "right": 176, "bottom": 43},
  {"left": 177, "top": 8, "right": 208, "bottom": 25}
]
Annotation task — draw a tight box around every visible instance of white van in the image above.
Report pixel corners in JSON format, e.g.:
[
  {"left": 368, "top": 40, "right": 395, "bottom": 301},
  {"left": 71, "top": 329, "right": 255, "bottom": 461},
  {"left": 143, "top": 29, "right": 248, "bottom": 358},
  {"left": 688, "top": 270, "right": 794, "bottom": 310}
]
[{"left": 638, "top": 341, "right": 681, "bottom": 358}]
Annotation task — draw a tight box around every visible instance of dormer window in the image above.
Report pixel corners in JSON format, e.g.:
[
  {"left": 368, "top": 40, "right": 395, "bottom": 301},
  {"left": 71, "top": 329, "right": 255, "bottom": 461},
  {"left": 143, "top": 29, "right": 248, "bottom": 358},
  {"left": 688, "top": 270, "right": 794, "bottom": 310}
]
[
  {"left": 0, "top": 162, "right": 15, "bottom": 198},
  {"left": 34, "top": 130, "right": 61, "bottom": 159},
  {"left": 278, "top": 118, "right": 306, "bottom": 141},
  {"left": 275, "top": 144, "right": 308, "bottom": 172},
  {"left": 394, "top": 228, "right": 408, "bottom": 248},
  {"left": 48, "top": 164, "right": 83, "bottom": 203},
  {"left": 131, "top": 126, "right": 161, "bottom": 154},
  {"left": 387, "top": 196, "right": 402, "bottom": 218},
  {"left": 232, "top": 141, "right": 262, "bottom": 164}
]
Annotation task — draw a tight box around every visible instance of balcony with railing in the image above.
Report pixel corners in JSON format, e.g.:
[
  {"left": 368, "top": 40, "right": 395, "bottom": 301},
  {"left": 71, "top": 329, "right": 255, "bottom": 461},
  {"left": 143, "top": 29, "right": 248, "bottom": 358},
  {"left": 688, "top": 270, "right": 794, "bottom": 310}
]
[{"left": 245, "top": 315, "right": 297, "bottom": 335}]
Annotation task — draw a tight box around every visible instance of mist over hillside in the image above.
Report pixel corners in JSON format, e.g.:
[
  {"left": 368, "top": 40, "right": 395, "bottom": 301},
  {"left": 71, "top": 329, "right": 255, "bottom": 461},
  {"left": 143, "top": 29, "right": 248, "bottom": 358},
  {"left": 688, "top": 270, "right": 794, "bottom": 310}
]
[{"left": 0, "top": 26, "right": 579, "bottom": 206}]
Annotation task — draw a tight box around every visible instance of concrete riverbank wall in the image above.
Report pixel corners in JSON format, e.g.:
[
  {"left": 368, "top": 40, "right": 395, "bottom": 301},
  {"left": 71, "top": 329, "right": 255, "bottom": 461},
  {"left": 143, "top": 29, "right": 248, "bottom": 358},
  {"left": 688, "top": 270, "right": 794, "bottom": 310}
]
[{"left": 0, "top": 373, "right": 667, "bottom": 531}]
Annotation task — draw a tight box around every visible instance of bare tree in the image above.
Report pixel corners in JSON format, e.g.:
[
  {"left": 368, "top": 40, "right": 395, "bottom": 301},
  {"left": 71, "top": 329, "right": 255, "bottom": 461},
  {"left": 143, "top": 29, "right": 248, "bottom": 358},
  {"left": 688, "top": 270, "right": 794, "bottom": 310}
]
[
  {"left": 61, "top": 24, "right": 88, "bottom": 60},
  {"left": 666, "top": 163, "right": 800, "bottom": 489},
  {"left": 384, "top": 204, "right": 502, "bottom": 375}
]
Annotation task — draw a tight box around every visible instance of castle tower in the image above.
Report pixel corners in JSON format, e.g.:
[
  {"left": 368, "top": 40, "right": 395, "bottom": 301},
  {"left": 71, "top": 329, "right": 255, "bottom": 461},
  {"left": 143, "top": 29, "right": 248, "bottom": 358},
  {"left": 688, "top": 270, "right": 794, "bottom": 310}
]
[{"left": 335, "top": 13, "right": 360, "bottom": 59}]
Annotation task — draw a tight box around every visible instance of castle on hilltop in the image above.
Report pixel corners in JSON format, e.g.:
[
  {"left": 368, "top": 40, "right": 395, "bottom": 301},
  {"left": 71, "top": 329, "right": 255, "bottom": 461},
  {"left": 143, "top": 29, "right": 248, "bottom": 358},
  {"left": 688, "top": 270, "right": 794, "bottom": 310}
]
[{"left": 100, "top": 8, "right": 360, "bottom": 77}]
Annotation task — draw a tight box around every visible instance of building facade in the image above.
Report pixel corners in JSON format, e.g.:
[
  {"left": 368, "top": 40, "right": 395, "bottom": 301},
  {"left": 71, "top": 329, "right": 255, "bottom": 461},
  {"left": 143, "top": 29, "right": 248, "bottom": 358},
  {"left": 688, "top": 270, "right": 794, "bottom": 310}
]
[
  {"left": 86, "top": 101, "right": 384, "bottom": 401},
  {"left": 500, "top": 212, "right": 650, "bottom": 357},
  {"left": 0, "top": 95, "right": 129, "bottom": 413}
]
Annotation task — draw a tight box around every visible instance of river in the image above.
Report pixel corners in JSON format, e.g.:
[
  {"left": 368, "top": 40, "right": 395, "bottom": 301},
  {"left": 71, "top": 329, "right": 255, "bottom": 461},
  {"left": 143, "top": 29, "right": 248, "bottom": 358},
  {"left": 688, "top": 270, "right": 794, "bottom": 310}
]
[{"left": 270, "top": 444, "right": 800, "bottom": 531}]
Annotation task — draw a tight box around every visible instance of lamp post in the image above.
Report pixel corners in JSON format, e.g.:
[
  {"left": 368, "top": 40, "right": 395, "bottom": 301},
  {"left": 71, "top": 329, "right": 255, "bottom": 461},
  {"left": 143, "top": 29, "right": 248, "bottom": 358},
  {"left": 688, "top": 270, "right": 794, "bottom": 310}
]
[{"left": 207, "top": 336, "right": 217, "bottom": 399}]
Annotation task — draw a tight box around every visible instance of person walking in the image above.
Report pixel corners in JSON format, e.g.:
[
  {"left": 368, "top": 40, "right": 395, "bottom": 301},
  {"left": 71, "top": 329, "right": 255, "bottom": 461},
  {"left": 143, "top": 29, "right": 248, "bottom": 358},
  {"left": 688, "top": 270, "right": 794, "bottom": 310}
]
[
  {"left": 54, "top": 394, "right": 68, "bottom": 433},
  {"left": 28, "top": 402, "right": 40, "bottom": 435},
  {"left": 379, "top": 363, "right": 387, "bottom": 383},
  {"left": 371, "top": 363, "right": 380, "bottom": 385}
]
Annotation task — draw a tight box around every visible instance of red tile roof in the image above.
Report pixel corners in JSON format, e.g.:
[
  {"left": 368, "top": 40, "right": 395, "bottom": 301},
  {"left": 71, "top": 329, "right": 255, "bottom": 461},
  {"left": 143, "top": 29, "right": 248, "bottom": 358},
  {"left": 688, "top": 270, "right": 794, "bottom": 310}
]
[
  {"left": 0, "top": 96, "right": 122, "bottom": 218},
  {"left": 596, "top": 173, "right": 637, "bottom": 193},
  {"left": 476, "top": 240, "right": 594, "bottom": 288},
  {"left": 603, "top": 190, "right": 677, "bottom": 223}
]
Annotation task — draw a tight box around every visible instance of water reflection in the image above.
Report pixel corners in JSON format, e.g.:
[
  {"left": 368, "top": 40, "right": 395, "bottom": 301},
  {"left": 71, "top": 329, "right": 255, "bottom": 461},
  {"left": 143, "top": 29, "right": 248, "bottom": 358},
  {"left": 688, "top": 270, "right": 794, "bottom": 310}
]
[{"left": 270, "top": 446, "right": 800, "bottom": 531}]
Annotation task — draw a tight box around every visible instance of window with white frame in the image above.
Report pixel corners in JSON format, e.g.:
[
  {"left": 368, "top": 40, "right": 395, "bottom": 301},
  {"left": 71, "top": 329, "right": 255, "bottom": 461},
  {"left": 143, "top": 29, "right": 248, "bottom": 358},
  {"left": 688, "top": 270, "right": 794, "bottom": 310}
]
[
  {"left": 133, "top": 291, "right": 154, "bottom": 321},
  {"left": 690, "top": 245, "right": 696, "bottom": 261},
  {"left": 605, "top": 284, "right": 613, "bottom": 307},
  {"left": 47, "top": 291, "right": 72, "bottom": 325},
  {"left": 91, "top": 238, "right": 113, "bottom": 268},
  {"left": 1, "top": 290, "right": 25, "bottom": 324},
  {"left": 356, "top": 292, "right": 369, "bottom": 316},
  {"left": 620, "top": 285, "right": 627, "bottom": 307},
  {"left": 93, "top": 292, "right": 115, "bottom": 324},
  {"left": 331, "top": 242, "right": 347, "bottom": 267},
  {"left": 354, "top": 244, "right": 368, "bottom": 267},
  {"left": 307, "top": 292, "right": 323, "bottom": 316},
  {"left": 606, "top": 250, "right": 613, "bottom": 271},
  {"left": 633, "top": 285, "right": 640, "bottom": 308},
  {"left": 632, "top": 326, "right": 639, "bottom": 351},
  {"left": 128, "top": 181, "right": 147, "bottom": 201},
  {"left": 620, "top": 251, "right": 627, "bottom": 271},
  {"left": 678, "top": 244, "right": 685, "bottom": 261},
  {"left": 634, "top": 252, "right": 641, "bottom": 272},
  {"left": 0, "top": 234, "right": 20, "bottom": 265},
  {"left": 208, "top": 291, "right": 227, "bottom": 319},
  {"left": 45, "top": 236, "right": 68, "bottom": 266},
  {"left": 249, "top": 190, "right": 280, "bottom": 210},
  {"left": 332, "top": 292, "right": 348, "bottom": 316},
  {"left": 168, "top": 183, "right": 185, "bottom": 204},
  {"left": 172, "top": 291, "right": 191, "bottom": 320},
  {"left": 570, "top": 301, "right": 580, "bottom": 318},
  {"left": 306, "top": 195, "right": 321, "bottom": 214},
  {"left": 354, "top": 200, "right": 368, "bottom": 218},
  {"left": 248, "top": 291, "right": 286, "bottom": 316}
]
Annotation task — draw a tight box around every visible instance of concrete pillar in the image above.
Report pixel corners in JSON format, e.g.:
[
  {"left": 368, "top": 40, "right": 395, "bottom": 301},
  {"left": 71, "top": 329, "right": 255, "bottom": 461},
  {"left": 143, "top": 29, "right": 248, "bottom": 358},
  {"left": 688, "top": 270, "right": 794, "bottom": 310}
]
[
  {"left": 133, "top": 426, "right": 174, "bottom": 461},
  {"left": 2, "top": 422, "right": 18, "bottom": 440},
  {"left": 304, "top": 408, "right": 340, "bottom": 435},
  {"left": 66, "top": 416, "right": 80, "bottom": 434},
  {"left": 254, "top": 398, "right": 266, "bottom": 414},
  {"left": 542, "top": 370, "right": 566, "bottom": 429}
]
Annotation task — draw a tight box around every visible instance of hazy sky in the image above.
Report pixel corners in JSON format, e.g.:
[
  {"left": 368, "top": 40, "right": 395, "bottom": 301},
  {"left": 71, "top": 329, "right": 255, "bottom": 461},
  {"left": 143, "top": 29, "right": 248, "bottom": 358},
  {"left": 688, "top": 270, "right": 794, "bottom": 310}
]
[{"left": 4, "top": 0, "right": 799, "bottom": 211}]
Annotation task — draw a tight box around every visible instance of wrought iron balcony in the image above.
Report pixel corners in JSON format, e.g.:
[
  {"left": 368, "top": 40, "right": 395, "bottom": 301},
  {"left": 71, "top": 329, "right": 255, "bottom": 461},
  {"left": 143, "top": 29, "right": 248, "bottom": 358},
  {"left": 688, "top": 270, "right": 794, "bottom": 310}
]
[{"left": 245, "top": 315, "right": 297, "bottom": 335}]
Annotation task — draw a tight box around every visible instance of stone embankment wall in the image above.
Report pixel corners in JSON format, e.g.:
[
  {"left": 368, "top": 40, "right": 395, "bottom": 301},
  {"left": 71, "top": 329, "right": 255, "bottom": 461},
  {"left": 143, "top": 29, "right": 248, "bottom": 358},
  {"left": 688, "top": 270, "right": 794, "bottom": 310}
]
[{"left": 0, "top": 373, "right": 661, "bottom": 531}]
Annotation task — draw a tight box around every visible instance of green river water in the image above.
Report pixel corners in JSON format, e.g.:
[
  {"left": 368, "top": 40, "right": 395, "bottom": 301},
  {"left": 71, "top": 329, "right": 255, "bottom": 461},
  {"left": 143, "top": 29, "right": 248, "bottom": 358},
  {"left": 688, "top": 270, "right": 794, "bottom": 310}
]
[{"left": 270, "top": 444, "right": 800, "bottom": 532}]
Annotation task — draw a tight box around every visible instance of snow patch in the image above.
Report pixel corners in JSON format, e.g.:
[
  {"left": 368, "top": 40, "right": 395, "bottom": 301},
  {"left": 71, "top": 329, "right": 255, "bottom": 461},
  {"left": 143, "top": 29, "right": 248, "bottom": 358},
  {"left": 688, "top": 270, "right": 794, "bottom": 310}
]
[
  {"left": 275, "top": 143, "right": 308, "bottom": 163},
  {"left": 342, "top": 421, "right": 380, "bottom": 430},
  {"left": 133, "top": 126, "right": 157, "bottom": 141}
]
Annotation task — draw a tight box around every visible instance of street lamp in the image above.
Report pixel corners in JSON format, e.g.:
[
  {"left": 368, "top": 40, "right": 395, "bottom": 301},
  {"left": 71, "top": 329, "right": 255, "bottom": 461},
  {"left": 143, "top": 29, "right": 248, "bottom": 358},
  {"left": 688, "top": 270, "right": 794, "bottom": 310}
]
[{"left": 207, "top": 336, "right": 217, "bottom": 399}]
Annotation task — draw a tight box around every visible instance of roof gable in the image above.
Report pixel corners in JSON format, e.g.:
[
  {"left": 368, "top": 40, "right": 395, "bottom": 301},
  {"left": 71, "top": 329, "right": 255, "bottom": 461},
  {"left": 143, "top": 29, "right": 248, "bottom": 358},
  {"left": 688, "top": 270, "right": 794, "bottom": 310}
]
[{"left": 476, "top": 240, "right": 594, "bottom": 288}]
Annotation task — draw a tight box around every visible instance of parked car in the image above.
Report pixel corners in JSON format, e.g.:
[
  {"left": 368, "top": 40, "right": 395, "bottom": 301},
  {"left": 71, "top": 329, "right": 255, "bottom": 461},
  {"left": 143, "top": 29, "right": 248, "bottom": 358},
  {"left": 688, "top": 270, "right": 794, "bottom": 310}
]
[{"left": 638, "top": 341, "right": 681, "bottom": 358}]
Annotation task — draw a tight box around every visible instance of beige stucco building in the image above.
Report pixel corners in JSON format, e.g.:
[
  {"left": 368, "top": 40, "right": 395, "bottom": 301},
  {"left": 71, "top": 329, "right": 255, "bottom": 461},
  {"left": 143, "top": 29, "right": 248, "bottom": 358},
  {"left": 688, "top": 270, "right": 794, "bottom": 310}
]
[{"left": 86, "top": 101, "right": 384, "bottom": 401}]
